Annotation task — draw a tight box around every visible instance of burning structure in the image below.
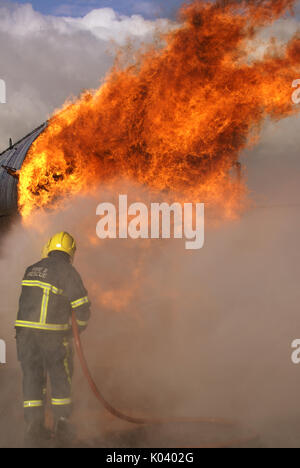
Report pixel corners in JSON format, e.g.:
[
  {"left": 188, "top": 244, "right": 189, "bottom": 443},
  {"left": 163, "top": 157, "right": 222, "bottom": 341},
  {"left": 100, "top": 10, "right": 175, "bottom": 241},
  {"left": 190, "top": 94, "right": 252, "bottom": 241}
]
[{"left": 0, "top": 124, "right": 47, "bottom": 218}]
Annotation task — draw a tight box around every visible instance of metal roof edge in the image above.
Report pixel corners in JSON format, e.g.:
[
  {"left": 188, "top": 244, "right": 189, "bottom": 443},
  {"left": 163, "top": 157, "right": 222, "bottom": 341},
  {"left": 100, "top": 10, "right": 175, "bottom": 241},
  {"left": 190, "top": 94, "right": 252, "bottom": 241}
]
[{"left": 0, "top": 122, "right": 48, "bottom": 160}]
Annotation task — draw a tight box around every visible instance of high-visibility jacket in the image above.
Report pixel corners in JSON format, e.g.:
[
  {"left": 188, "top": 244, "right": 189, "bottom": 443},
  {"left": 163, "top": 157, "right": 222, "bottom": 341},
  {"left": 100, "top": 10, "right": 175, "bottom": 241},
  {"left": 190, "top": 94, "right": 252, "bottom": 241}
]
[{"left": 15, "top": 251, "right": 91, "bottom": 332}]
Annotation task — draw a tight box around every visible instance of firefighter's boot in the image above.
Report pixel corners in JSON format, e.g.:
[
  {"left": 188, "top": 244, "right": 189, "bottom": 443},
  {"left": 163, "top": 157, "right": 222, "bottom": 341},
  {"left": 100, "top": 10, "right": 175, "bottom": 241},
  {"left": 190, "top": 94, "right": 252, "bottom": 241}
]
[
  {"left": 54, "top": 417, "right": 76, "bottom": 447},
  {"left": 24, "top": 421, "right": 52, "bottom": 448}
]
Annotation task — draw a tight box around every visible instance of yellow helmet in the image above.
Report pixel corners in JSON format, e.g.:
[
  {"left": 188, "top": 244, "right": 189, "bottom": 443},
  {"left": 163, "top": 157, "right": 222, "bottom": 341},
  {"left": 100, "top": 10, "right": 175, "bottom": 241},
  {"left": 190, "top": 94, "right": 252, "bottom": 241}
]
[{"left": 46, "top": 232, "right": 77, "bottom": 261}]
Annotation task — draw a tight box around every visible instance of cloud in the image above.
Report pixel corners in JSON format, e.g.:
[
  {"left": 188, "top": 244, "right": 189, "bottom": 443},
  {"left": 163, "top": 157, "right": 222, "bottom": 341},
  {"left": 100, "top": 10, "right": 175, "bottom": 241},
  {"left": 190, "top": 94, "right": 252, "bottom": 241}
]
[
  {"left": 0, "top": 2, "right": 170, "bottom": 151},
  {"left": 64, "top": 8, "right": 169, "bottom": 42},
  {"left": 50, "top": 0, "right": 184, "bottom": 20},
  {"left": 131, "top": 1, "right": 161, "bottom": 17},
  {"left": 0, "top": 2, "right": 169, "bottom": 40},
  {"left": 52, "top": 1, "right": 103, "bottom": 17}
]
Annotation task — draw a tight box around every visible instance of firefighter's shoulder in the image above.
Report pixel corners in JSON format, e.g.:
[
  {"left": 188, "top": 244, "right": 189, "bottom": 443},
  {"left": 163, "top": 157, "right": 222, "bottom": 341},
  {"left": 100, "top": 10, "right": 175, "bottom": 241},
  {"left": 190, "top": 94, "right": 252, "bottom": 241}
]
[
  {"left": 23, "top": 258, "right": 49, "bottom": 278},
  {"left": 64, "top": 263, "right": 86, "bottom": 290}
]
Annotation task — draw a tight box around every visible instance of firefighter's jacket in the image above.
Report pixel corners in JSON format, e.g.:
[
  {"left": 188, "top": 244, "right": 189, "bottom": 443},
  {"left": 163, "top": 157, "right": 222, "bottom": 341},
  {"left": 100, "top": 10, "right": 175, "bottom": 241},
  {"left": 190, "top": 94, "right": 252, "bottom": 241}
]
[{"left": 15, "top": 251, "right": 91, "bottom": 333}]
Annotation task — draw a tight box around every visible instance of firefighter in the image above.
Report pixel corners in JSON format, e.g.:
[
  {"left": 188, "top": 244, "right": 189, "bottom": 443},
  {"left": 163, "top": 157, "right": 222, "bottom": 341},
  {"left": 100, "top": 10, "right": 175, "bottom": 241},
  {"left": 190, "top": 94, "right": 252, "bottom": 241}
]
[{"left": 15, "top": 232, "right": 91, "bottom": 447}]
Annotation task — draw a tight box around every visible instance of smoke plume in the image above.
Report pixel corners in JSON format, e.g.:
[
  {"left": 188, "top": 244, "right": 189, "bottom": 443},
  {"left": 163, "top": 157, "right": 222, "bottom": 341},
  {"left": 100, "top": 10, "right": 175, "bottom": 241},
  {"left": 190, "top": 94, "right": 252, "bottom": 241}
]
[{"left": 0, "top": 0, "right": 300, "bottom": 448}]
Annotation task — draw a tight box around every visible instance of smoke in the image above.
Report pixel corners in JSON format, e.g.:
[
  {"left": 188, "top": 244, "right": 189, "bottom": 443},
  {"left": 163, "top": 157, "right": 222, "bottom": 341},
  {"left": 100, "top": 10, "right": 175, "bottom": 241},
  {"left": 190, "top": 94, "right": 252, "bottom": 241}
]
[
  {"left": 0, "top": 0, "right": 300, "bottom": 448},
  {"left": 0, "top": 1, "right": 170, "bottom": 151},
  {"left": 2, "top": 133, "right": 300, "bottom": 446}
]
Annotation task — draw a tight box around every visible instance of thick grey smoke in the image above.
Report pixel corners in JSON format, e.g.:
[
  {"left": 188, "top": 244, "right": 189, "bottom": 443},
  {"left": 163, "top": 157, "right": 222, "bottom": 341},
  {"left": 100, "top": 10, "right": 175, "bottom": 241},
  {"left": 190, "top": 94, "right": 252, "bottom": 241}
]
[{"left": 0, "top": 0, "right": 300, "bottom": 448}]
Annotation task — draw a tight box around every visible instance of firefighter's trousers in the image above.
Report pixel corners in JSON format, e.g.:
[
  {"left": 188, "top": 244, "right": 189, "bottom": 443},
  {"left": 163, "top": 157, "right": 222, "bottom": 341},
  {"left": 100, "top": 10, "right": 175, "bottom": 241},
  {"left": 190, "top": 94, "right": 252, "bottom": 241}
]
[{"left": 16, "top": 328, "right": 73, "bottom": 426}]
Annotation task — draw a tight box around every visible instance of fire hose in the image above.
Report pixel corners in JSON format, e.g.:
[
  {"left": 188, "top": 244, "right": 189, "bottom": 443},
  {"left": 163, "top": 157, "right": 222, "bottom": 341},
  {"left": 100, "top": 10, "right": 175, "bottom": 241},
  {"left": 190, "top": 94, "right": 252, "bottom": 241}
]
[
  {"left": 71, "top": 312, "right": 259, "bottom": 447},
  {"left": 71, "top": 311, "right": 148, "bottom": 424}
]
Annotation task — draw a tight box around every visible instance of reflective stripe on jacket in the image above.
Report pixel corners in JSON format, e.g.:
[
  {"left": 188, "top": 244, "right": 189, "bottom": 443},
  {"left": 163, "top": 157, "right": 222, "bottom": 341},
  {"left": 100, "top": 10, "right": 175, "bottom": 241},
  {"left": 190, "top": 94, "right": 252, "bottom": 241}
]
[{"left": 16, "top": 251, "right": 91, "bottom": 332}]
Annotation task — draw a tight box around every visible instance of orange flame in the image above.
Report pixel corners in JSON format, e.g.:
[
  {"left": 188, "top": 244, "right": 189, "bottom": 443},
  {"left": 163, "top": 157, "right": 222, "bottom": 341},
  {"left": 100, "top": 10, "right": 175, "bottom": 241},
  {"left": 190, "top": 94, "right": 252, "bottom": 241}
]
[{"left": 18, "top": 0, "right": 300, "bottom": 220}]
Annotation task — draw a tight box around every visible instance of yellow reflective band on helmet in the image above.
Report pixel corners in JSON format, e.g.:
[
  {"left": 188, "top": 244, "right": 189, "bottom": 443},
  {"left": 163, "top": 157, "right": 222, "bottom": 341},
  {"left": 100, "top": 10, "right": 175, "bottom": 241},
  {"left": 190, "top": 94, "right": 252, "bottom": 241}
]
[
  {"left": 15, "top": 321, "right": 70, "bottom": 331},
  {"left": 71, "top": 296, "right": 89, "bottom": 309},
  {"left": 51, "top": 398, "right": 72, "bottom": 406},
  {"left": 24, "top": 400, "right": 43, "bottom": 408}
]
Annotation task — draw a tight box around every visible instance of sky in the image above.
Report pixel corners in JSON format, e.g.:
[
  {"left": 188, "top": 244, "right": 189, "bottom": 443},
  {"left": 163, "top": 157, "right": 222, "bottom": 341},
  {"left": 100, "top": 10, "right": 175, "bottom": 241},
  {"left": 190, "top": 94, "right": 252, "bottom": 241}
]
[
  {"left": 0, "top": 0, "right": 174, "bottom": 148},
  {"left": 0, "top": 0, "right": 300, "bottom": 445},
  {"left": 9, "top": 0, "right": 185, "bottom": 18},
  {"left": 4, "top": 0, "right": 300, "bottom": 20},
  {"left": 0, "top": 0, "right": 298, "bottom": 147},
  {"left": 0, "top": 0, "right": 298, "bottom": 148}
]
